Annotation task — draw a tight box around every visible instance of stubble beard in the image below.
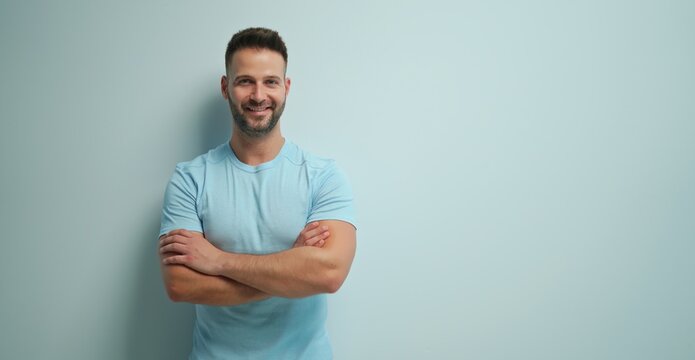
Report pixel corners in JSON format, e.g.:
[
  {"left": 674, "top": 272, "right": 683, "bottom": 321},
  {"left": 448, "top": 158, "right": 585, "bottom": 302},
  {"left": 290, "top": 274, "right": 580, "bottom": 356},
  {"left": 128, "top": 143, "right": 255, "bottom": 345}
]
[{"left": 229, "top": 99, "right": 285, "bottom": 139}]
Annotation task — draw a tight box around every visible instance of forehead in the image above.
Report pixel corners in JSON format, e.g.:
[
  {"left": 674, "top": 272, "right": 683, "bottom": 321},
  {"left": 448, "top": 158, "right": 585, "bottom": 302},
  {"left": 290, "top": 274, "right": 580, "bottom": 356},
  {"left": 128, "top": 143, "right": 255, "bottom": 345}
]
[{"left": 229, "top": 48, "right": 286, "bottom": 78}]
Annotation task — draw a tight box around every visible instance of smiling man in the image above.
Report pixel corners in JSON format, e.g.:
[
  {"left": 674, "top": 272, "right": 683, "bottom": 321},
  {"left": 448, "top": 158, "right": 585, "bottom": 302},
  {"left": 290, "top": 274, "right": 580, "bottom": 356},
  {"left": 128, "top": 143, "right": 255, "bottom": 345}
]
[{"left": 157, "top": 27, "right": 357, "bottom": 359}]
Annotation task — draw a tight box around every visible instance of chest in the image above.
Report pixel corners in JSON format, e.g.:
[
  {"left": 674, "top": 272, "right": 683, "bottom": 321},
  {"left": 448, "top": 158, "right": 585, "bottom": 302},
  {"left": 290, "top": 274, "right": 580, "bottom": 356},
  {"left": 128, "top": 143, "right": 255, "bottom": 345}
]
[{"left": 198, "top": 168, "right": 311, "bottom": 254}]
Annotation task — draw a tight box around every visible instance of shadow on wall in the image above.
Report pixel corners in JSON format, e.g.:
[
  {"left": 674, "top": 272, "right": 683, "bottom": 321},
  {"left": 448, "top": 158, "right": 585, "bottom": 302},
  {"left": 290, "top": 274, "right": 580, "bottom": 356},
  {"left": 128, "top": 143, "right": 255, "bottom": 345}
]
[
  {"left": 125, "top": 94, "right": 230, "bottom": 359},
  {"left": 199, "top": 89, "right": 232, "bottom": 154},
  {"left": 125, "top": 204, "right": 194, "bottom": 359}
]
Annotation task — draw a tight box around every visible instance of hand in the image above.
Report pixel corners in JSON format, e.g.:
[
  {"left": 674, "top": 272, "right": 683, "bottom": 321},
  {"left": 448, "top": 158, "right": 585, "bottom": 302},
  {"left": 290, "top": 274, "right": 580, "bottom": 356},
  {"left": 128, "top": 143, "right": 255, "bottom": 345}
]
[
  {"left": 293, "top": 222, "right": 330, "bottom": 248},
  {"left": 159, "top": 229, "right": 223, "bottom": 275}
]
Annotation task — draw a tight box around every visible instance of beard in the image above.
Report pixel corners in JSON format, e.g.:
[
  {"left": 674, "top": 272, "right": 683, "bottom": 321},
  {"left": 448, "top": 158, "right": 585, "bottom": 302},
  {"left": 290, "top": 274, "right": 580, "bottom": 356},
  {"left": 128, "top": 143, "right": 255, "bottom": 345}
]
[{"left": 229, "top": 98, "right": 286, "bottom": 138}]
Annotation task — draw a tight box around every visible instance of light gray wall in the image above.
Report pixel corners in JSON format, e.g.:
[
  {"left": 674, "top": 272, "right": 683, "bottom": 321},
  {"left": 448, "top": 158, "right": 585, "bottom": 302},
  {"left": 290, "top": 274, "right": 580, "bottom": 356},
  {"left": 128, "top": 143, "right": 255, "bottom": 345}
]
[{"left": 1, "top": 1, "right": 693, "bottom": 359}]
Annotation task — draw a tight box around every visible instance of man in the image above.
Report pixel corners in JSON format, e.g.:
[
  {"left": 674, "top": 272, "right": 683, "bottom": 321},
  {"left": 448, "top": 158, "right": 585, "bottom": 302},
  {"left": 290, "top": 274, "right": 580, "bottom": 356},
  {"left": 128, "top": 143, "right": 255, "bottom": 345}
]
[{"left": 157, "top": 27, "right": 357, "bottom": 359}]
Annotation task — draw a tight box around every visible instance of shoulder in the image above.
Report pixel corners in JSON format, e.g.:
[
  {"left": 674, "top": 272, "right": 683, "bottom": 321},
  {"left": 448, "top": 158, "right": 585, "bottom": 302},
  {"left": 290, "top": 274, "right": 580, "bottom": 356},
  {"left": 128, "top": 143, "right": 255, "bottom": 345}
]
[
  {"left": 174, "top": 143, "right": 228, "bottom": 173},
  {"left": 169, "top": 143, "right": 229, "bottom": 187},
  {"left": 282, "top": 140, "right": 340, "bottom": 175}
]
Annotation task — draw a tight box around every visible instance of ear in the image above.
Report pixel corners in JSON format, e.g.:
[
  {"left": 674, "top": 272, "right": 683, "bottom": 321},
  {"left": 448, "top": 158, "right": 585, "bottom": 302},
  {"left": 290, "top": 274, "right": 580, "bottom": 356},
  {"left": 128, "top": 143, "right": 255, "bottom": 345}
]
[
  {"left": 221, "top": 75, "right": 229, "bottom": 100},
  {"left": 285, "top": 77, "right": 291, "bottom": 96}
]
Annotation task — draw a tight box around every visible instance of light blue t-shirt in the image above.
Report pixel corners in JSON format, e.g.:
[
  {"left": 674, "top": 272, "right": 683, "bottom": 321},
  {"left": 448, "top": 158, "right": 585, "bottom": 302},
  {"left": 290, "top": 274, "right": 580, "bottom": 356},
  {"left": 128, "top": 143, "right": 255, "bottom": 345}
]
[{"left": 159, "top": 138, "right": 355, "bottom": 360}]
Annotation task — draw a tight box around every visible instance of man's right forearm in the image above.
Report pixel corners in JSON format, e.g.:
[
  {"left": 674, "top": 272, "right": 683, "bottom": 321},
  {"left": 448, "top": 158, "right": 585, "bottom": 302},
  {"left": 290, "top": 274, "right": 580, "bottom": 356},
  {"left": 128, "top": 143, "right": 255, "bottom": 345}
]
[{"left": 161, "top": 255, "right": 271, "bottom": 306}]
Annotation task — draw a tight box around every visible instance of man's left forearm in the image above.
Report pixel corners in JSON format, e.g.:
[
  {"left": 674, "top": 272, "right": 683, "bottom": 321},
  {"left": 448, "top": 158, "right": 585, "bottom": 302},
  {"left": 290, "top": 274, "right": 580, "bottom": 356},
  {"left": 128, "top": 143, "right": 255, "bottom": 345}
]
[{"left": 217, "top": 246, "right": 344, "bottom": 298}]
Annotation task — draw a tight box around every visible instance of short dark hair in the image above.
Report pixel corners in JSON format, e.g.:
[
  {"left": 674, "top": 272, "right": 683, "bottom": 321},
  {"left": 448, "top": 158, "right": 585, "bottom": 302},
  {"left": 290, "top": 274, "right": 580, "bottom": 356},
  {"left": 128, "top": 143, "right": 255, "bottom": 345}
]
[{"left": 225, "top": 27, "right": 288, "bottom": 71}]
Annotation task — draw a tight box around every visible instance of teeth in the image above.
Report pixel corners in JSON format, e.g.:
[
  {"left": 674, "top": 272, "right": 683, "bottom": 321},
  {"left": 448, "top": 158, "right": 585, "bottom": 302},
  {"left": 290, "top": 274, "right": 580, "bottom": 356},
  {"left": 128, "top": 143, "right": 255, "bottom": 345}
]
[{"left": 247, "top": 107, "right": 269, "bottom": 112}]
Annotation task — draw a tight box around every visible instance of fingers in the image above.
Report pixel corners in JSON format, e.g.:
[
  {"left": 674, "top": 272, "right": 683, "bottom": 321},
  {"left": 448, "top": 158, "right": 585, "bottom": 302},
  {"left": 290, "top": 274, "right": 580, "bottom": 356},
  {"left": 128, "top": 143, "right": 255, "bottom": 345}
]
[
  {"left": 295, "top": 222, "right": 317, "bottom": 247},
  {"left": 302, "top": 222, "right": 320, "bottom": 233},
  {"left": 159, "top": 234, "right": 188, "bottom": 247},
  {"left": 166, "top": 229, "right": 193, "bottom": 237},
  {"left": 159, "top": 251, "right": 177, "bottom": 260},
  {"left": 304, "top": 230, "right": 330, "bottom": 246},
  {"left": 303, "top": 223, "right": 329, "bottom": 241},
  {"left": 162, "top": 254, "right": 188, "bottom": 265},
  {"left": 293, "top": 222, "right": 330, "bottom": 248},
  {"left": 314, "top": 239, "right": 327, "bottom": 248},
  {"left": 300, "top": 222, "right": 330, "bottom": 247},
  {"left": 159, "top": 242, "right": 186, "bottom": 254}
]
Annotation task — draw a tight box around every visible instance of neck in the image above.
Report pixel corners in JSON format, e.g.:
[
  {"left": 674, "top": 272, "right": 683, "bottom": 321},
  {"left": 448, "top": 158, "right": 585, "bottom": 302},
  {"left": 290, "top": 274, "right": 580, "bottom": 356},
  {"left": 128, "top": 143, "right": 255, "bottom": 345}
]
[{"left": 229, "top": 127, "right": 285, "bottom": 166}]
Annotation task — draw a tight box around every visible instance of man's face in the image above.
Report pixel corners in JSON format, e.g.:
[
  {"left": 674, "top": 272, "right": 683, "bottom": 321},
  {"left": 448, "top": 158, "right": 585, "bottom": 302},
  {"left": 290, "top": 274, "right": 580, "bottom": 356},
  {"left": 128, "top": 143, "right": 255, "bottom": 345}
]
[{"left": 222, "top": 48, "right": 290, "bottom": 138}]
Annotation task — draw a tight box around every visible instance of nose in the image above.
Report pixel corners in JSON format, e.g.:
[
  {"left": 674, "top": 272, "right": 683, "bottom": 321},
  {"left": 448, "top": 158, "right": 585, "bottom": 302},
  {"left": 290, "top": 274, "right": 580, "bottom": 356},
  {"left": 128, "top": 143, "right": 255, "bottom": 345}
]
[{"left": 250, "top": 83, "right": 266, "bottom": 102}]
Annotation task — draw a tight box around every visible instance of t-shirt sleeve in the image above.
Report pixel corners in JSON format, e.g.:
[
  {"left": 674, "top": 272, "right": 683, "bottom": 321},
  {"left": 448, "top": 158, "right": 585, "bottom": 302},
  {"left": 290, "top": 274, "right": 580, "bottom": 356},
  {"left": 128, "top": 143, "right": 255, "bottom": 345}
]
[
  {"left": 307, "top": 162, "right": 357, "bottom": 229},
  {"left": 159, "top": 165, "right": 204, "bottom": 238}
]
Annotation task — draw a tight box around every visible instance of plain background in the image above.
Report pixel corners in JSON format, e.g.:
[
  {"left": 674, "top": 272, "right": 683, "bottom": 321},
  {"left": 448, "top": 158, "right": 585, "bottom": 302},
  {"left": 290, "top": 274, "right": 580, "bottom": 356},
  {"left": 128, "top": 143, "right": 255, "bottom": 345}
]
[{"left": 1, "top": 1, "right": 693, "bottom": 359}]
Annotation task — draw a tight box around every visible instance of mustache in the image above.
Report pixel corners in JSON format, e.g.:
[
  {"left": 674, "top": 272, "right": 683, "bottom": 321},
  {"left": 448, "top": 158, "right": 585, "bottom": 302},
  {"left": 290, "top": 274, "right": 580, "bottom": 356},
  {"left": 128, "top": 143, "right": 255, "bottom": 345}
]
[{"left": 244, "top": 99, "right": 275, "bottom": 108}]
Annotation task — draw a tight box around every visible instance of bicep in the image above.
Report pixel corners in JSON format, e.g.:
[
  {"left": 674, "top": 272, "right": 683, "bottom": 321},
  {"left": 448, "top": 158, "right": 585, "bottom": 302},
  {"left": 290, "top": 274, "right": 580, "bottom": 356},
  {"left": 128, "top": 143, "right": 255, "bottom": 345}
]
[
  {"left": 319, "top": 220, "right": 356, "bottom": 275},
  {"left": 160, "top": 166, "right": 203, "bottom": 237}
]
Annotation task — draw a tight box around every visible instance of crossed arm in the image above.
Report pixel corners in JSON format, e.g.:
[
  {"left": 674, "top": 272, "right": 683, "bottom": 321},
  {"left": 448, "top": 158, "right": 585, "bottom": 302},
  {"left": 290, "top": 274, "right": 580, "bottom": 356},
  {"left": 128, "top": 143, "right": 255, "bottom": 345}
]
[
  {"left": 158, "top": 220, "right": 356, "bottom": 305},
  {"left": 158, "top": 260, "right": 269, "bottom": 306}
]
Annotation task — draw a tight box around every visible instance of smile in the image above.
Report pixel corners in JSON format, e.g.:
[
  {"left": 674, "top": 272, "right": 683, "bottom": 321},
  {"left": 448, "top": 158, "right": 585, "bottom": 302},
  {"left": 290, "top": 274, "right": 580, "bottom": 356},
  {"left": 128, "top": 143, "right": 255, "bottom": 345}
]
[{"left": 244, "top": 105, "right": 272, "bottom": 112}]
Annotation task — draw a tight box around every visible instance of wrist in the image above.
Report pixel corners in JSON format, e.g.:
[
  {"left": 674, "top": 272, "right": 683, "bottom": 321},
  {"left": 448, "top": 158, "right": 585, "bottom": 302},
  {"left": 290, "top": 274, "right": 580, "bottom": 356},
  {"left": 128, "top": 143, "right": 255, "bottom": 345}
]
[{"left": 214, "top": 251, "right": 235, "bottom": 277}]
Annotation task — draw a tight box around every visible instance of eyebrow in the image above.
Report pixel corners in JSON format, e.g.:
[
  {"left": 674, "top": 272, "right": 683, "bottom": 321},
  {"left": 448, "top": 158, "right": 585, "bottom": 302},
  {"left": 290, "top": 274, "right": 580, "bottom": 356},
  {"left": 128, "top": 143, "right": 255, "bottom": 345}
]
[{"left": 233, "top": 75, "right": 283, "bottom": 82}]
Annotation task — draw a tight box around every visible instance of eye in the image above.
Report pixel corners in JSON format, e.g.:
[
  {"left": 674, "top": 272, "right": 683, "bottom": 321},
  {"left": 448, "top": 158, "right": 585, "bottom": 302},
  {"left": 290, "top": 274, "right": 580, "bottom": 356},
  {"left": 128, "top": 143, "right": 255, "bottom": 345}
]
[
  {"left": 265, "top": 79, "right": 280, "bottom": 86},
  {"left": 236, "top": 78, "right": 252, "bottom": 85}
]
